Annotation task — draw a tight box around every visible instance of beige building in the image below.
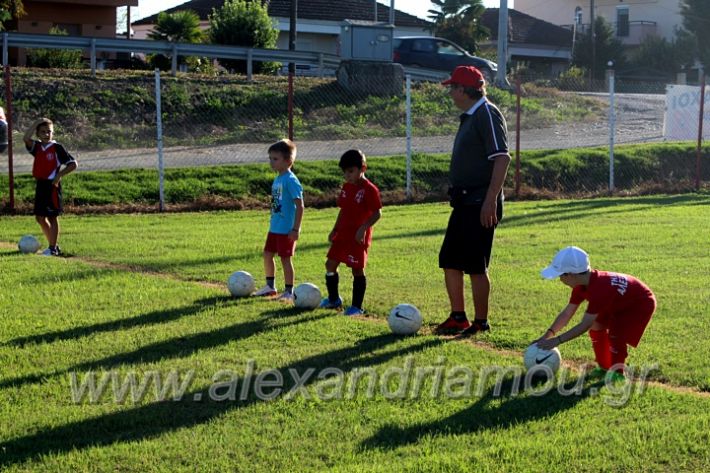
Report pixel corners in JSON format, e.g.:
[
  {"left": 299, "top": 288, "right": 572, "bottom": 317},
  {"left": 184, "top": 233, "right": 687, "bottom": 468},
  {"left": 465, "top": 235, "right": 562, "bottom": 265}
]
[
  {"left": 6, "top": 0, "right": 138, "bottom": 65},
  {"left": 515, "top": 0, "right": 684, "bottom": 46}
]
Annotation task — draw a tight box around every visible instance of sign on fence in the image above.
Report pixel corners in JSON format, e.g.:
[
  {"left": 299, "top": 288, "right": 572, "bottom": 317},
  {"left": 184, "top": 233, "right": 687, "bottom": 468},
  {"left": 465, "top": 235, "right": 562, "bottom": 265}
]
[{"left": 664, "top": 84, "right": 710, "bottom": 140}]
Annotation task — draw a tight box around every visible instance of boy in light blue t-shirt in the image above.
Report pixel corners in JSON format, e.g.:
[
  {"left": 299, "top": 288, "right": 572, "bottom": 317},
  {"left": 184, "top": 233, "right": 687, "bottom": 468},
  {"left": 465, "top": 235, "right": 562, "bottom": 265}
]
[{"left": 254, "top": 139, "right": 304, "bottom": 301}]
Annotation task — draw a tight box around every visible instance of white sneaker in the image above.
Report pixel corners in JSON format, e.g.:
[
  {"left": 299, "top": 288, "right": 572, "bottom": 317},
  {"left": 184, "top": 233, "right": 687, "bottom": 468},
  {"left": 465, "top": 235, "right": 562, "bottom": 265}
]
[
  {"left": 41, "top": 248, "right": 54, "bottom": 256},
  {"left": 276, "top": 292, "right": 294, "bottom": 303},
  {"left": 253, "top": 285, "right": 278, "bottom": 297}
]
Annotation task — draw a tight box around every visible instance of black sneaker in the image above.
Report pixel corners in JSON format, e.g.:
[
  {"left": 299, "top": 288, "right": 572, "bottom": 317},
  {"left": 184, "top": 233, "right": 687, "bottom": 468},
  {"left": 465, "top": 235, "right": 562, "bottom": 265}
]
[
  {"left": 460, "top": 320, "right": 490, "bottom": 337},
  {"left": 51, "top": 246, "right": 62, "bottom": 256}
]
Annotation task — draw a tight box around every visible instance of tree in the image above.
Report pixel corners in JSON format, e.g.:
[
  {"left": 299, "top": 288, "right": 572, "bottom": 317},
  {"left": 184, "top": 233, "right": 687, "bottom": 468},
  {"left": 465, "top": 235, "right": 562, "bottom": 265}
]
[
  {"left": 0, "top": 0, "right": 25, "bottom": 30},
  {"left": 147, "top": 10, "right": 204, "bottom": 71},
  {"left": 208, "top": 0, "right": 279, "bottom": 74},
  {"left": 572, "top": 16, "right": 626, "bottom": 80},
  {"left": 427, "top": 0, "right": 489, "bottom": 53},
  {"left": 680, "top": 0, "right": 710, "bottom": 68},
  {"left": 628, "top": 30, "right": 695, "bottom": 76}
]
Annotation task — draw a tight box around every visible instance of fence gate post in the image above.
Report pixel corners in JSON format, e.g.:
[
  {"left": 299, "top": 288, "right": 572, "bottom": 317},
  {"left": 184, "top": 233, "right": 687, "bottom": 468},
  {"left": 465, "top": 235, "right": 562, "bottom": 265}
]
[
  {"left": 4, "top": 65, "right": 14, "bottom": 213},
  {"left": 696, "top": 70, "right": 706, "bottom": 191},
  {"left": 155, "top": 69, "right": 165, "bottom": 212},
  {"left": 608, "top": 63, "right": 615, "bottom": 192},
  {"left": 405, "top": 75, "right": 412, "bottom": 200},
  {"left": 90, "top": 38, "right": 96, "bottom": 77}
]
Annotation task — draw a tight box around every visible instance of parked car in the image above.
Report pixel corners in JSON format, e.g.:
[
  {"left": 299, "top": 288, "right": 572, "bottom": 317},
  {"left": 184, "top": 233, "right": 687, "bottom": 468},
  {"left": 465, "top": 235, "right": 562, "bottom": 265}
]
[{"left": 393, "top": 36, "right": 497, "bottom": 83}]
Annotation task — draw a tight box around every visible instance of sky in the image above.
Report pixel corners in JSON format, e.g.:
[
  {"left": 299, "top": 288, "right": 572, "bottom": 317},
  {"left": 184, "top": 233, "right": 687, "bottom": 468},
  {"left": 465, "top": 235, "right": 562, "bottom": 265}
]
[{"left": 133, "top": 0, "right": 512, "bottom": 22}]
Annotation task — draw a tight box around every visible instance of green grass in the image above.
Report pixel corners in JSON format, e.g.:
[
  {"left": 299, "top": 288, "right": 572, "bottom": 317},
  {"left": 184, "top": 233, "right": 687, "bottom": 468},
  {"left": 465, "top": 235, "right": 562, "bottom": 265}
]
[
  {"left": 0, "top": 195, "right": 709, "bottom": 471},
  {"left": 2, "top": 143, "right": 708, "bottom": 211}
]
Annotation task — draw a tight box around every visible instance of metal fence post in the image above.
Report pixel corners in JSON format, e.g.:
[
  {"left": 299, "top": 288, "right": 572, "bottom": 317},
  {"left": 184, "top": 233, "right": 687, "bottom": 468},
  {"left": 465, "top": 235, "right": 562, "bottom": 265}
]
[
  {"left": 155, "top": 69, "right": 165, "bottom": 212},
  {"left": 247, "top": 49, "right": 253, "bottom": 81},
  {"left": 2, "top": 33, "right": 7, "bottom": 66},
  {"left": 515, "top": 78, "right": 521, "bottom": 198},
  {"left": 4, "top": 65, "right": 14, "bottom": 213},
  {"left": 608, "top": 63, "right": 615, "bottom": 192},
  {"left": 405, "top": 74, "right": 412, "bottom": 200},
  {"left": 696, "top": 70, "right": 706, "bottom": 191},
  {"left": 171, "top": 44, "right": 177, "bottom": 77},
  {"left": 90, "top": 38, "right": 96, "bottom": 77}
]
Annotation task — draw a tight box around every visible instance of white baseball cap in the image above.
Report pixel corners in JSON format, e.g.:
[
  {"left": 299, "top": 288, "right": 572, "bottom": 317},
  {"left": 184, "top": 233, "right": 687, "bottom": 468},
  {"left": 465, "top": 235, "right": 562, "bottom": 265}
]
[{"left": 541, "top": 246, "right": 590, "bottom": 279}]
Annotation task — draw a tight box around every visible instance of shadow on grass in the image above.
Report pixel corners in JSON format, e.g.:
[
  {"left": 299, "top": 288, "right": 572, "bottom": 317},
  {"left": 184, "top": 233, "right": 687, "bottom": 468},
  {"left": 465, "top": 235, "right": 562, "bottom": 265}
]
[
  {"left": 3, "top": 295, "right": 242, "bottom": 348},
  {"left": 0, "top": 299, "right": 319, "bottom": 390},
  {"left": 359, "top": 375, "right": 605, "bottom": 451},
  {"left": 0, "top": 333, "right": 443, "bottom": 468}
]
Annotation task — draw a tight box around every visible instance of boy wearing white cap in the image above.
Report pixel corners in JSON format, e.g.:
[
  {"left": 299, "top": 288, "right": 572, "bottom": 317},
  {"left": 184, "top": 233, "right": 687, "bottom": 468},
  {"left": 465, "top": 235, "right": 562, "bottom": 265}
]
[{"left": 536, "top": 246, "right": 656, "bottom": 376}]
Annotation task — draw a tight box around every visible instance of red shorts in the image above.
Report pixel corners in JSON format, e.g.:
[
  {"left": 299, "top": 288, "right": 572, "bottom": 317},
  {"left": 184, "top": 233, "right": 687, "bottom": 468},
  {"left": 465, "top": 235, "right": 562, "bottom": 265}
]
[
  {"left": 596, "top": 296, "right": 656, "bottom": 347},
  {"left": 264, "top": 232, "right": 296, "bottom": 257},
  {"left": 327, "top": 239, "right": 368, "bottom": 269}
]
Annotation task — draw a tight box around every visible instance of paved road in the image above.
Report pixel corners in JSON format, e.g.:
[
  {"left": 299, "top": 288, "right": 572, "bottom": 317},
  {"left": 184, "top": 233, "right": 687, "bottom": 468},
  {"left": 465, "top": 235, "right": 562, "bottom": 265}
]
[{"left": 1, "top": 93, "right": 666, "bottom": 173}]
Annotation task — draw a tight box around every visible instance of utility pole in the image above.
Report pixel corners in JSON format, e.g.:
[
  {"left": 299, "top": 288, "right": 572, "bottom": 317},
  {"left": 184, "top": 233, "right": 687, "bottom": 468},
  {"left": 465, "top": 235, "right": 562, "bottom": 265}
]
[
  {"left": 590, "top": 0, "right": 596, "bottom": 82},
  {"left": 496, "top": 0, "right": 509, "bottom": 88}
]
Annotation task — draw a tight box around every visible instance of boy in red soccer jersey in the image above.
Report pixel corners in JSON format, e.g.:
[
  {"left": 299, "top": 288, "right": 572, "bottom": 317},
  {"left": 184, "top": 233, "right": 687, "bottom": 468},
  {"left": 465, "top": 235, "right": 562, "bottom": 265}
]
[
  {"left": 319, "top": 149, "right": 382, "bottom": 315},
  {"left": 23, "top": 118, "right": 78, "bottom": 256},
  {"left": 536, "top": 246, "right": 657, "bottom": 377}
]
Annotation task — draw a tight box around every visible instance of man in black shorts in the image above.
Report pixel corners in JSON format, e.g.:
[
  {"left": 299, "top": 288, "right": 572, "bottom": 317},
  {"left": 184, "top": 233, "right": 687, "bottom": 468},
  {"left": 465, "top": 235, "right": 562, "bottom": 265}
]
[{"left": 436, "top": 66, "right": 511, "bottom": 336}]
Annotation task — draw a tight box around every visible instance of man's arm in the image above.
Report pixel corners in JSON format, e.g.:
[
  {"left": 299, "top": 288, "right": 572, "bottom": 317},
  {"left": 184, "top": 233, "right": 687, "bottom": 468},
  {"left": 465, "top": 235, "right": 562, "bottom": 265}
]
[{"left": 480, "top": 153, "right": 511, "bottom": 228}]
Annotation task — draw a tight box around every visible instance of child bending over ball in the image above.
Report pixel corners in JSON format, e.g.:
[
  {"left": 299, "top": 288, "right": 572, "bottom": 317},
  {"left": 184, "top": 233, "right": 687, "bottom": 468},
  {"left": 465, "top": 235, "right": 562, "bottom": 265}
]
[{"left": 536, "top": 246, "right": 656, "bottom": 378}]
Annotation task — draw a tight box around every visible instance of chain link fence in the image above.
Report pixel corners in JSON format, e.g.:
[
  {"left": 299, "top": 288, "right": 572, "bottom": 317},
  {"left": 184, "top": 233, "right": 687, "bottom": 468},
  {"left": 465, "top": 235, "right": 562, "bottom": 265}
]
[{"left": 1, "top": 65, "right": 708, "bottom": 212}]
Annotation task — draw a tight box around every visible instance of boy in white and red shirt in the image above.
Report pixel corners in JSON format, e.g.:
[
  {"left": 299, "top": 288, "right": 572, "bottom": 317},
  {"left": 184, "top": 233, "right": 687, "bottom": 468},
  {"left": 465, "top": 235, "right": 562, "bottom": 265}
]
[
  {"left": 319, "top": 150, "right": 382, "bottom": 316},
  {"left": 536, "top": 246, "right": 656, "bottom": 377},
  {"left": 23, "top": 118, "right": 78, "bottom": 256}
]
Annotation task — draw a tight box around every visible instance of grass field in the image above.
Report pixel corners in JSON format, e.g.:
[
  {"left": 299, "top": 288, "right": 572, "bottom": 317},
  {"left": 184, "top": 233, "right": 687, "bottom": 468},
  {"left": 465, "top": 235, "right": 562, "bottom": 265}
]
[{"left": 1, "top": 195, "right": 709, "bottom": 471}]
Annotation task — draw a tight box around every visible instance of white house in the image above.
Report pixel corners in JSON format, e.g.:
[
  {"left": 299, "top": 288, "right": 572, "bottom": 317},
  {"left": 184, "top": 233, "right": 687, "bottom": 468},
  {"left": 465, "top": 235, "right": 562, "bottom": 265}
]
[
  {"left": 132, "top": 0, "right": 431, "bottom": 56},
  {"left": 515, "top": 0, "right": 684, "bottom": 46}
]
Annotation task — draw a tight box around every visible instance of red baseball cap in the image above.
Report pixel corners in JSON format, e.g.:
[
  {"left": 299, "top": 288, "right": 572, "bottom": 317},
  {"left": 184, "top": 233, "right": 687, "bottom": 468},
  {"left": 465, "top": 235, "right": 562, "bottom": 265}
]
[{"left": 441, "top": 65, "right": 485, "bottom": 89}]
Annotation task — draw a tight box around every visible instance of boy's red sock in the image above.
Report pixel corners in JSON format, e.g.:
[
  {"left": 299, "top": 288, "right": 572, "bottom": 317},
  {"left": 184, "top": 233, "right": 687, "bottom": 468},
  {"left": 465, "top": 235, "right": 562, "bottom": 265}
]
[
  {"left": 609, "top": 335, "right": 629, "bottom": 373},
  {"left": 589, "top": 329, "right": 612, "bottom": 370}
]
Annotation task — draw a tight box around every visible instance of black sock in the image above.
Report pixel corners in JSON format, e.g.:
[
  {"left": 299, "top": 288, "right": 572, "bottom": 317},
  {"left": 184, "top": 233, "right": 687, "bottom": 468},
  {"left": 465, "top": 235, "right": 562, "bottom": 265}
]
[
  {"left": 266, "top": 277, "right": 275, "bottom": 289},
  {"left": 351, "top": 275, "right": 367, "bottom": 309},
  {"left": 475, "top": 318, "right": 489, "bottom": 327},
  {"left": 451, "top": 311, "right": 467, "bottom": 322},
  {"left": 284, "top": 284, "right": 293, "bottom": 294},
  {"left": 326, "top": 272, "right": 339, "bottom": 301}
]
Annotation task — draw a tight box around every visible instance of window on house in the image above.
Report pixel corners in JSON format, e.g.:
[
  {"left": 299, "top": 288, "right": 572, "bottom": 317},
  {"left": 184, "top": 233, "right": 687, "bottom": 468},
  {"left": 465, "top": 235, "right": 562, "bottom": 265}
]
[{"left": 616, "top": 7, "right": 629, "bottom": 37}]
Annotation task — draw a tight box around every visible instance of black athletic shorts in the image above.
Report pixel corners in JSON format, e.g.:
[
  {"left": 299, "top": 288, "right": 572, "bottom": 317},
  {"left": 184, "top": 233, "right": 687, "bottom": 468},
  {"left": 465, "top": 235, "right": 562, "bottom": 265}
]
[
  {"left": 34, "top": 180, "right": 62, "bottom": 217},
  {"left": 438, "top": 204, "right": 500, "bottom": 274}
]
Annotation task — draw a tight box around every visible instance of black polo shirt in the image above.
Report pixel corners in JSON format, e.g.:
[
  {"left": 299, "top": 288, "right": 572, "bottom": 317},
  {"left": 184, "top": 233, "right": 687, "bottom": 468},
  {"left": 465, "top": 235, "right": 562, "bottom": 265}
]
[{"left": 449, "top": 98, "right": 509, "bottom": 202}]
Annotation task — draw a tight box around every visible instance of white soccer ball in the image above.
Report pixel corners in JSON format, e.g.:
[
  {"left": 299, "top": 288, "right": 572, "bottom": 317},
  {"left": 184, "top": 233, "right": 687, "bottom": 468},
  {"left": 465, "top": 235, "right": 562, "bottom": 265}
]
[
  {"left": 388, "top": 303, "right": 422, "bottom": 335},
  {"left": 18, "top": 235, "right": 41, "bottom": 254},
  {"left": 227, "top": 271, "right": 255, "bottom": 297},
  {"left": 293, "top": 283, "right": 321, "bottom": 309},
  {"left": 523, "top": 344, "right": 562, "bottom": 374}
]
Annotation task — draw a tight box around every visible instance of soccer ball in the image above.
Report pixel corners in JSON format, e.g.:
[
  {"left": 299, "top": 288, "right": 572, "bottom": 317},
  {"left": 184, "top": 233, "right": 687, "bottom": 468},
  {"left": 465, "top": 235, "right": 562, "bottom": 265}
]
[
  {"left": 388, "top": 303, "right": 422, "bottom": 335},
  {"left": 293, "top": 283, "right": 321, "bottom": 309},
  {"left": 18, "top": 235, "right": 41, "bottom": 254},
  {"left": 523, "top": 344, "right": 562, "bottom": 374},
  {"left": 227, "top": 271, "right": 255, "bottom": 297}
]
